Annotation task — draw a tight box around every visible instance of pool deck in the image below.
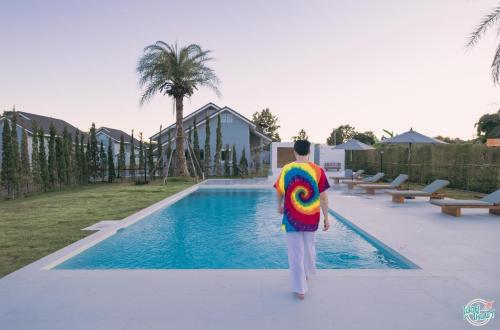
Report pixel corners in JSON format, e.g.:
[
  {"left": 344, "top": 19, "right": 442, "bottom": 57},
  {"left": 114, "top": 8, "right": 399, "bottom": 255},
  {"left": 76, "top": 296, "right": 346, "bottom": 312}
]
[{"left": 1, "top": 181, "right": 499, "bottom": 329}]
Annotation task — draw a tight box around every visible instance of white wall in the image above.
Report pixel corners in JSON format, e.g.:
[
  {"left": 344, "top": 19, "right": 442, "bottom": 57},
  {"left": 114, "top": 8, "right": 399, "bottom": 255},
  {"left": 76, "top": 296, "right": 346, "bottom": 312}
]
[{"left": 315, "top": 144, "right": 345, "bottom": 172}]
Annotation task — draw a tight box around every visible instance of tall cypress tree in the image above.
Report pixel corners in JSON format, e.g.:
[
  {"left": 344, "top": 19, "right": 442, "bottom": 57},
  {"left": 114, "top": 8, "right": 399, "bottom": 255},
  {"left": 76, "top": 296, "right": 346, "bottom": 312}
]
[
  {"left": 20, "top": 128, "right": 31, "bottom": 193},
  {"left": 232, "top": 145, "right": 238, "bottom": 177},
  {"left": 10, "top": 109, "right": 21, "bottom": 193},
  {"left": 79, "top": 134, "right": 86, "bottom": 184},
  {"left": 47, "top": 124, "right": 57, "bottom": 190},
  {"left": 38, "top": 127, "right": 49, "bottom": 191},
  {"left": 55, "top": 136, "right": 66, "bottom": 189},
  {"left": 118, "top": 135, "right": 126, "bottom": 179},
  {"left": 204, "top": 113, "right": 211, "bottom": 175},
  {"left": 166, "top": 130, "right": 173, "bottom": 177},
  {"left": 148, "top": 138, "right": 154, "bottom": 180},
  {"left": 138, "top": 132, "right": 144, "bottom": 178},
  {"left": 62, "top": 127, "right": 71, "bottom": 184},
  {"left": 89, "top": 123, "right": 99, "bottom": 181},
  {"left": 193, "top": 117, "right": 201, "bottom": 173},
  {"left": 156, "top": 125, "right": 163, "bottom": 178},
  {"left": 129, "top": 130, "right": 136, "bottom": 178},
  {"left": 99, "top": 141, "right": 107, "bottom": 182},
  {"left": 85, "top": 140, "right": 91, "bottom": 183},
  {"left": 107, "top": 139, "right": 116, "bottom": 183},
  {"left": 74, "top": 130, "right": 81, "bottom": 184},
  {"left": 31, "top": 122, "right": 41, "bottom": 191},
  {"left": 214, "top": 114, "right": 222, "bottom": 176},
  {"left": 1, "top": 117, "right": 15, "bottom": 197},
  {"left": 224, "top": 144, "right": 230, "bottom": 177},
  {"left": 239, "top": 147, "right": 248, "bottom": 176}
]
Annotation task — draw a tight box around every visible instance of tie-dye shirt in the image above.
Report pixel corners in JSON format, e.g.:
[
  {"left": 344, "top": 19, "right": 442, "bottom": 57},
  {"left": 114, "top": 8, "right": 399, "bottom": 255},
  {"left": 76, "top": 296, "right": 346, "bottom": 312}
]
[{"left": 274, "top": 161, "right": 330, "bottom": 232}]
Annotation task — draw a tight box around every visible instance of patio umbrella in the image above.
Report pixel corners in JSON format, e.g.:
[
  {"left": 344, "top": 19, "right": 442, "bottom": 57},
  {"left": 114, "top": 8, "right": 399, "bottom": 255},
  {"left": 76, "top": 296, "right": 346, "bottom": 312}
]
[
  {"left": 334, "top": 139, "right": 375, "bottom": 177},
  {"left": 380, "top": 128, "right": 446, "bottom": 189}
]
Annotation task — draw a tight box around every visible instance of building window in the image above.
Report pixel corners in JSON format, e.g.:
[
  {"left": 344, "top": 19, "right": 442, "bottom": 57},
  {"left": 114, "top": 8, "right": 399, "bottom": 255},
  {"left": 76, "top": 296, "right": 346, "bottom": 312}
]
[
  {"left": 199, "top": 150, "right": 205, "bottom": 160},
  {"left": 220, "top": 113, "right": 233, "bottom": 123}
]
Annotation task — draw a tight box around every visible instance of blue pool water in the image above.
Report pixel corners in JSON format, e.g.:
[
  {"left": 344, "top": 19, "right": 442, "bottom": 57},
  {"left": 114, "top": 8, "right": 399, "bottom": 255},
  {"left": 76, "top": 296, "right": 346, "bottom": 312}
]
[{"left": 56, "top": 189, "right": 411, "bottom": 269}]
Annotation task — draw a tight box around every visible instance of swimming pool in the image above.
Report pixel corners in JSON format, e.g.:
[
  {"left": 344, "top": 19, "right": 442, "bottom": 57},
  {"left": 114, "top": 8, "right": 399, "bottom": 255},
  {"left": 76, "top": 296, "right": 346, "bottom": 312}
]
[{"left": 56, "top": 188, "right": 414, "bottom": 269}]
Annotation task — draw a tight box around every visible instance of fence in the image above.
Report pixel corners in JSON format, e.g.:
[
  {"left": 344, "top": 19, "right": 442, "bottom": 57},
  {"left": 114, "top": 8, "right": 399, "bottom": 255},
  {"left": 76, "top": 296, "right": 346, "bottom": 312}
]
[{"left": 348, "top": 144, "right": 500, "bottom": 194}]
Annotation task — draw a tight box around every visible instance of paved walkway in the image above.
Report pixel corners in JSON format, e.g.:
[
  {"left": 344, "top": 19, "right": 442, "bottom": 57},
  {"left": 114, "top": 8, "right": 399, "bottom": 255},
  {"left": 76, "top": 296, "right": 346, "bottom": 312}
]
[{"left": 1, "top": 185, "right": 499, "bottom": 330}]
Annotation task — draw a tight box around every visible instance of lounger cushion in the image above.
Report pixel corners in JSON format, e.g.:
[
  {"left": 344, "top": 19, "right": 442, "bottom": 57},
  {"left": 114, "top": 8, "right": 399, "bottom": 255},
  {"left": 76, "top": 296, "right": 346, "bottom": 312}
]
[
  {"left": 481, "top": 189, "right": 500, "bottom": 205},
  {"left": 358, "top": 184, "right": 394, "bottom": 189},
  {"left": 430, "top": 199, "right": 492, "bottom": 207},
  {"left": 385, "top": 190, "right": 430, "bottom": 196},
  {"left": 422, "top": 180, "right": 450, "bottom": 194}
]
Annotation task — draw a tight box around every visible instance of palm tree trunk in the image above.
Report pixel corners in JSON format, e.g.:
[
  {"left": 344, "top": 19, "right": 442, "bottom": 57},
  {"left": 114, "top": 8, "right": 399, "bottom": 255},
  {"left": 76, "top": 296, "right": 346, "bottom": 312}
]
[{"left": 174, "top": 96, "right": 189, "bottom": 176}]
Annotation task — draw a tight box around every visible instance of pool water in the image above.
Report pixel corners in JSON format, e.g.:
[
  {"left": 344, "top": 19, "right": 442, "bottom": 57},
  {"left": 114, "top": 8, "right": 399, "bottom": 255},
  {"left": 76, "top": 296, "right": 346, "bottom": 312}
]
[{"left": 56, "top": 189, "right": 409, "bottom": 269}]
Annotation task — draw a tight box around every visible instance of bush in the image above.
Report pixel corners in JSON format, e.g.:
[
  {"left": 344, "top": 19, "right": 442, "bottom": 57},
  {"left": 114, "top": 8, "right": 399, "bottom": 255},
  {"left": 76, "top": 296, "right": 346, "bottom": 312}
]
[{"left": 349, "top": 144, "right": 500, "bottom": 194}]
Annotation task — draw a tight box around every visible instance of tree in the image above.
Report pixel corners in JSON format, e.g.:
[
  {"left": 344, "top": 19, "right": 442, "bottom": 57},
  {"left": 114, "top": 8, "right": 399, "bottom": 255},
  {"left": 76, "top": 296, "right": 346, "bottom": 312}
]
[
  {"left": 138, "top": 132, "right": 144, "bottom": 178},
  {"left": 381, "top": 129, "right": 395, "bottom": 140},
  {"left": 231, "top": 145, "right": 238, "bottom": 177},
  {"left": 74, "top": 130, "right": 81, "bottom": 184},
  {"left": 214, "top": 114, "right": 223, "bottom": 176},
  {"left": 137, "top": 41, "right": 220, "bottom": 176},
  {"left": 79, "top": 134, "right": 87, "bottom": 184},
  {"left": 468, "top": 7, "right": 500, "bottom": 84},
  {"left": 31, "top": 122, "right": 41, "bottom": 191},
  {"left": 326, "top": 125, "right": 355, "bottom": 145},
  {"left": 89, "top": 123, "right": 99, "bottom": 181},
  {"left": 107, "top": 139, "right": 116, "bottom": 183},
  {"left": 239, "top": 147, "right": 248, "bottom": 176},
  {"left": 118, "top": 135, "right": 126, "bottom": 179},
  {"left": 38, "top": 127, "right": 49, "bottom": 191},
  {"left": 166, "top": 130, "right": 173, "bottom": 177},
  {"left": 156, "top": 125, "right": 163, "bottom": 177},
  {"left": 20, "top": 128, "right": 31, "bottom": 194},
  {"left": 193, "top": 117, "right": 200, "bottom": 163},
  {"left": 292, "top": 129, "right": 308, "bottom": 142},
  {"left": 204, "top": 113, "right": 211, "bottom": 175},
  {"left": 55, "top": 136, "right": 66, "bottom": 189},
  {"left": 47, "top": 124, "right": 57, "bottom": 190},
  {"left": 99, "top": 141, "right": 107, "bottom": 182},
  {"left": 62, "top": 127, "right": 72, "bottom": 185},
  {"left": 148, "top": 138, "right": 154, "bottom": 179},
  {"left": 1, "top": 117, "right": 15, "bottom": 197},
  {"left": 353, "top": 131, "right": 378, "bottom": 145},
  {"left": 10, "top": 109, "right": 21, "bottom": 193},
  {"left": 129, "top": 130, "right": 136, "bottom": 178},
  {"left": 224, "top": 144, "right": 230, "bottom": 177},
  {"left": 475, "top": 109, "right": 500, "bottom": 142},
  {"left": 252, "top": 108, "right": 281, "bottom": 141}
]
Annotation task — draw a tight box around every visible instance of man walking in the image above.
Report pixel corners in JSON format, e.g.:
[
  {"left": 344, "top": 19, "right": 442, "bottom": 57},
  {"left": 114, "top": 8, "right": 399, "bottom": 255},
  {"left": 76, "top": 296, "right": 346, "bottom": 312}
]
[{"left": 274, "top": 140, "right": 330, "bottom": 299}]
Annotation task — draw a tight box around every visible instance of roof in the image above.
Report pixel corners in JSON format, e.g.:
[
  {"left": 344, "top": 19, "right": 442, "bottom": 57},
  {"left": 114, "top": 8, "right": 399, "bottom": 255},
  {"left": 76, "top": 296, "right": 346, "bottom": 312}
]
[
  {"left": 2, "top": 110, "right": 88, "bottom": 139},
  {"left": 96, "top": 127, "right": 141, "bottom": 148},
  {"left": 151, "top": 103, "right": 273, "bottom": 143}
]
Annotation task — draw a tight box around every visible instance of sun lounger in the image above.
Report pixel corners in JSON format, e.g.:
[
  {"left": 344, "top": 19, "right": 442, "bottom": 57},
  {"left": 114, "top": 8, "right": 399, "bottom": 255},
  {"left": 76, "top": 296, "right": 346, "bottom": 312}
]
[
  {"left": 385, "top": 179, "right": 450, "bottom": 203},
  {"left": 331, "top": 170, "right": 364, "bottom": 184},
  {"left": 430, "top": 189, "right": 500, "bottom": 217},
  {"left": 341, "top": 172, "right": 384, "bottom": 189},
  {"left": 357, "top": 174, "right": 408, "bottom": 194}
]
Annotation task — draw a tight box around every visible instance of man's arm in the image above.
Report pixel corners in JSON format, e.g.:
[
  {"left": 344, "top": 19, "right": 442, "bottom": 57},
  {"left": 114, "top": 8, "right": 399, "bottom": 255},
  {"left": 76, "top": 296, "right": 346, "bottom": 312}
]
[
  {"left": 320, "top": 191, "right": 330, "bottom": 231},
  {"left": 277, "top": 192, "right": 284, "bottom": 214}
]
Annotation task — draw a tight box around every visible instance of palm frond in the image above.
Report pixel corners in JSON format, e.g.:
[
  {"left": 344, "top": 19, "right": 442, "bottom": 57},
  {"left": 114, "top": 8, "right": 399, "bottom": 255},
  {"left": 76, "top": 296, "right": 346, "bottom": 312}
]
[
  {"left": 467, "top": 6, "right": 500, "bottom": 47},
  {"left": 491, "top": 42, "right": 500, "bottom": 84}
]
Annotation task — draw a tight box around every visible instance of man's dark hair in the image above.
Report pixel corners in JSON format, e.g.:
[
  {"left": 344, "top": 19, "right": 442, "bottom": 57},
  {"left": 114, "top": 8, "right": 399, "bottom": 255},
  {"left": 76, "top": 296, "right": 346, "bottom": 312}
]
[{"left": 294, "top": 140, "right": 310, "bottom": 156}]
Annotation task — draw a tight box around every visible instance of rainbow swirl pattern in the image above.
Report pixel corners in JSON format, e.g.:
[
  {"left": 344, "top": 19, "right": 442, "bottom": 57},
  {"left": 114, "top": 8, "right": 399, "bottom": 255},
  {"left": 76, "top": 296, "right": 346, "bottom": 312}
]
[{"left": 274, "top": 162, "right": 330, "bottom": 232}]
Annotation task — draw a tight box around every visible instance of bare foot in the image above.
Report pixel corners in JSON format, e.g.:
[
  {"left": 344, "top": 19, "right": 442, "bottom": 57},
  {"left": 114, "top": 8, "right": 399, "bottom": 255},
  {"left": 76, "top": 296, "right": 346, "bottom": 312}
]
[{"left": 296, "top": 293, "right": 305, "bottom": 300}]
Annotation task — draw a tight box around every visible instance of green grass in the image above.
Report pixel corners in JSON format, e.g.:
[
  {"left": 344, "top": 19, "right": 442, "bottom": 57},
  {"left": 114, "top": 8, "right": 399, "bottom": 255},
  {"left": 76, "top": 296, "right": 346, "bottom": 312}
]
[{"left": 0, "top": 178, "right": 195, "bottom": 278}]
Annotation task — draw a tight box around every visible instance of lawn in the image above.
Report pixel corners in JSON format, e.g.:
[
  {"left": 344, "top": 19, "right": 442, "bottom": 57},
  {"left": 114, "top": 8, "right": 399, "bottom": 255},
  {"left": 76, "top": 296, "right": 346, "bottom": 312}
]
[{"left": 0, "top": 178, "right": 195, "bottom": 277}]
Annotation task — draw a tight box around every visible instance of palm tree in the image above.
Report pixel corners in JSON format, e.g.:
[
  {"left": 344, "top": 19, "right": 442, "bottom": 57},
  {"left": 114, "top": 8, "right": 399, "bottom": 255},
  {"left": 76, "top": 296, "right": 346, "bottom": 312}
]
[
  {"left": 468, "top": 6, "right": 500, "bottom": 84},
  {"left": 137, "top": 41, "right": 220, "bottom": 176}
]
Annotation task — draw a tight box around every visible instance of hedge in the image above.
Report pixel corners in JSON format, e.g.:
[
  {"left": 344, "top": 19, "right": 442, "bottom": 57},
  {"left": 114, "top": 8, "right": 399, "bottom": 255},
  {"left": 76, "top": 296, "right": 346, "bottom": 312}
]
[{"left": 347, "top": 144, "right": 500, "bottom": 194}]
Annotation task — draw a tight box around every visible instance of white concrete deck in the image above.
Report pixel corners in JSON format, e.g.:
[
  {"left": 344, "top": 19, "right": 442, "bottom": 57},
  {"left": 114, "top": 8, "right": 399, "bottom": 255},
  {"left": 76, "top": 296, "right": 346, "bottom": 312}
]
[{"left": 1, "top": 183, "right": 499, "bottom": 330}]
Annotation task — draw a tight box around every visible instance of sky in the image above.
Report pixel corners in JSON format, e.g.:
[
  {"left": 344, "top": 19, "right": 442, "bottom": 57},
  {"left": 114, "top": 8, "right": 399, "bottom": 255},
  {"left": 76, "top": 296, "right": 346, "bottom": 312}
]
[{"left": 1, "top": 0, "right": 500, "bottom": 142}]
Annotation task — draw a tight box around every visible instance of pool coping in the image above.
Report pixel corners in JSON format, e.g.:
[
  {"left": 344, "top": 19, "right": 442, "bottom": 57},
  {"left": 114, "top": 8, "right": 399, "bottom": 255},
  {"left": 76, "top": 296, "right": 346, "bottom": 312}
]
[{"left": 40, "top": 181, "right": 419, "bottom": 271}]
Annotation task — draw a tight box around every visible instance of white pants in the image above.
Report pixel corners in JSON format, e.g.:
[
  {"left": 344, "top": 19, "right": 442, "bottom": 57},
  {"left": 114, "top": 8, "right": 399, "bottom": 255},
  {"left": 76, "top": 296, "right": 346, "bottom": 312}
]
[{"left": 286, "top": 231, "right": 317, "bottom": 294}]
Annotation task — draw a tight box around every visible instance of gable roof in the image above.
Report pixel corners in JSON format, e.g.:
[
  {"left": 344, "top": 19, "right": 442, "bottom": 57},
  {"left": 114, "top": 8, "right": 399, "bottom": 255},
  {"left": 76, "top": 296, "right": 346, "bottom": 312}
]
[
  {"left": 2, "top": 110, "right": 87, "bottom": 139},
  {"left": 96, "top": 127, "right": 141, "bottom": 148},
  {"left": 150, "top": 103, "right": 272, "bottom": 143}
]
